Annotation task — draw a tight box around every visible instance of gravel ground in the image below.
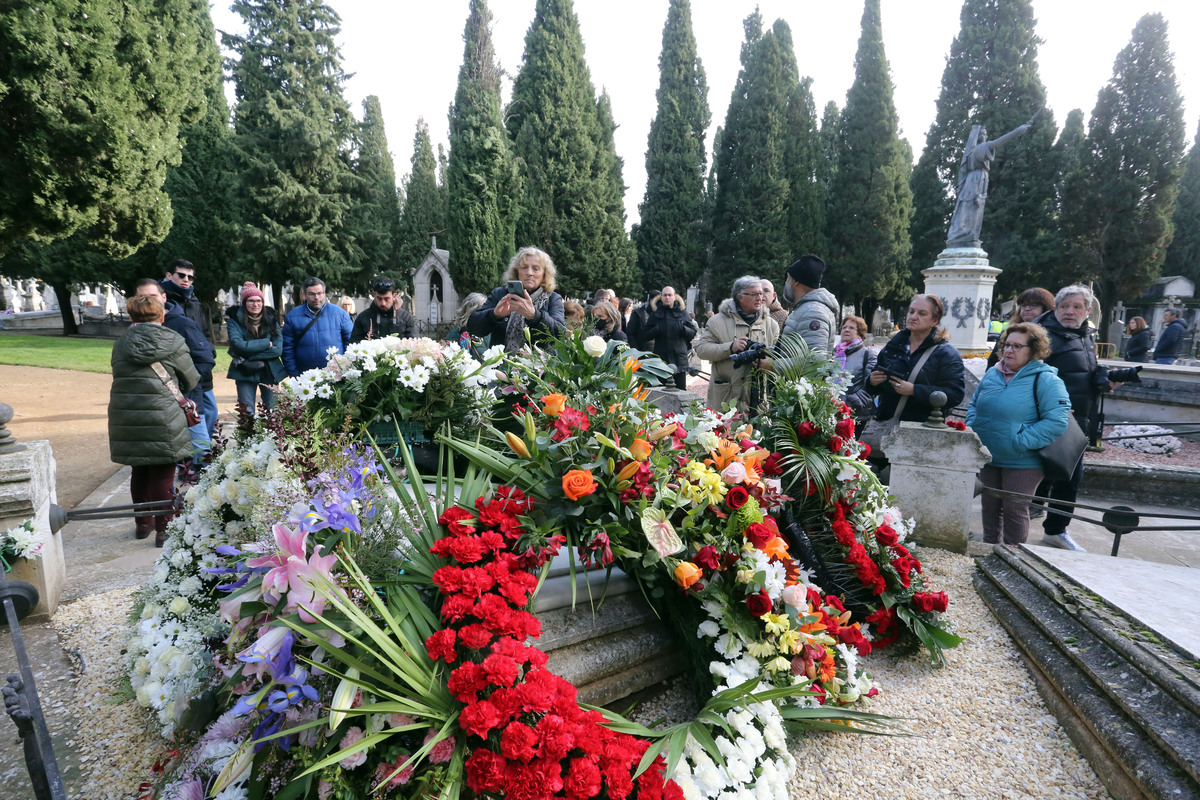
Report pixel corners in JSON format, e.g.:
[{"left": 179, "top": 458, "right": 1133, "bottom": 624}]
[{"left": 52, "top": 552, "right": 1110, "bottom": 799}]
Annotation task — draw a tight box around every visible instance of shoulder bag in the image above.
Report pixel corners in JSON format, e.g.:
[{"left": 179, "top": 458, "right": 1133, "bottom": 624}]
[
  {"left": 150, "top": 361, "right": 203, "bottom": 426},
  {"left": 1032, "top": 371, "right": 1088, "bottom": 482},
  {"left": 859, "top": 344, "right": 938, "bottom": 459}
]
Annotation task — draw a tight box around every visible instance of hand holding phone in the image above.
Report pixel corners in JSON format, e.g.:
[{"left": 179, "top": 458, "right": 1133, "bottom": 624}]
[{"left": 507, "top": 280, "right": 524, "bottom": 295}]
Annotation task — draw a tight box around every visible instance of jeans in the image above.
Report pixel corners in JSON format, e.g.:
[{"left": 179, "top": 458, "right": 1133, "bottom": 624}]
[
  {"left": 236, "top": 381, "right": 276, "bottom": 412},
  {"left": 1155, "top": 357, "right": 1176, "bottom": 365},
  {"left": 979, "top": 464, "right": 1044, "bottom": 545},
  {"left": 187, "top": 420, "right": 210, "bottom": 461},
  {"left": 202, "top": 389, "right": 218, "bottom": 438}
]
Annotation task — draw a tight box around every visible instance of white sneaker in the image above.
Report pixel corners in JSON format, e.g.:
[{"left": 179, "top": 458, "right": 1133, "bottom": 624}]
[{"left": 1041, "top": 532, "right": 1086, "bottom": 552}]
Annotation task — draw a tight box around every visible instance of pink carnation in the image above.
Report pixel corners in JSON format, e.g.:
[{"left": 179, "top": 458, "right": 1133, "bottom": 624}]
[{"left": 338, "top": 726, "right": 368, "bottom": 769}]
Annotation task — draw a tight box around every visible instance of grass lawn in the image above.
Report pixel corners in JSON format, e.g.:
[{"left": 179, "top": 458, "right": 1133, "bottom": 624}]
[{"left": 0, "top": 332, "right": 232, "bottom": 374}]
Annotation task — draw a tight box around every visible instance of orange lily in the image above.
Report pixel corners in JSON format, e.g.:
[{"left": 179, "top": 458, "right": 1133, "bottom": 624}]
[
  {"left": 761, "top": 536, "right": 790, "bottom": 560},
  {"left": 705, "top": 439, "right": 741, "bottom": 470},
  {"left": 616, "top": 460, "right": 641, "bottom": 481},
  {"left": 798, "top": 613, "right": 827, "bottom": 635},
  {"left": 648, "top": 422, "right": 677, "bottom": 441},
  {"left": 629, "top": 438, "right": 652, "bottom": 461},
  {"left": 505, "top": 432, "right": 531, "bottom": 459}
]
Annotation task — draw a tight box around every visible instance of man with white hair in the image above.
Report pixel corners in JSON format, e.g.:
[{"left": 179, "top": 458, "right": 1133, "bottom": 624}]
[{"left": 694, "top": 276, "right": 780, "bottom": 416}]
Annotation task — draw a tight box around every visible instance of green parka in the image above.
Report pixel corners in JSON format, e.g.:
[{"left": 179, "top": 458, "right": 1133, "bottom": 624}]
[{"left": 109, "top": 323, "right": 200, "bottom": 466}]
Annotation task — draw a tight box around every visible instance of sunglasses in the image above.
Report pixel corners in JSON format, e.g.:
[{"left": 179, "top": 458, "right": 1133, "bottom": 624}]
[
  {"left": 172, "top": 271, "right": 194, "bottom": 282},
  {"left": 372, "top": 281, "right": 395, "bottom": 293}
]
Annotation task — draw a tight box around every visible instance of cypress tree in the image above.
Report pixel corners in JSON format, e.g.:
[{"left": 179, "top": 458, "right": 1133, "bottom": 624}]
[
  {"left": 349, "top": 96, "right": 402, "bottom": 283},
  {"left": 395, "top": 120, "right": 447, "bottom": 277},
  {"left": 593, "top": 90, "right": 638, "bottom": 294},
  {"left": 0, "top": 0, "right": 212, "bottom": 257},
  {"left": 1061, "top": 13, "right": 1186, "bottom": 320},
  {"left": 225, "top": 0, "right": 358, "bottom": 308},
  {"left": 825, "top": 0, "right": 913, "bottom": 307},
  {"left": 907, "top": 0, "right": 1058, "bottom": 294},
  {"left": 1163, "top": 121, "right": 1200, "bottom": 285},
  {"left": 785, "top": 77, "right": 826, "bottom": 258},
  {"left": 634, "top": 0, "right": 711, "bottom": 294},
  {"left": 446, "top": 0, "right": 519, "bottom": 293},
  {"left": 507, "top": 0, "right": 634, "bottom": 297},
  {"left": 818, "top": 101, "right": 840, "bottom": 199},
  {"left": 710, "top": 13, "right": 799, "bottom": 298}
]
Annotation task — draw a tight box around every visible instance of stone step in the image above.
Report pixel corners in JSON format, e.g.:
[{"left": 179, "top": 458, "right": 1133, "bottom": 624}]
[{"left": 975, "top": 547, "right": 1200, "bottom": 800}]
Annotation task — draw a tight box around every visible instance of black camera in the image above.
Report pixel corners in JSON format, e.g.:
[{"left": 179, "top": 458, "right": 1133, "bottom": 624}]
[
  {"left": 1107, "top": 365, "right": 1142, "bottom": 383},
  {"left": 730, "top": 340, "right": 769, "bottom": 368}
]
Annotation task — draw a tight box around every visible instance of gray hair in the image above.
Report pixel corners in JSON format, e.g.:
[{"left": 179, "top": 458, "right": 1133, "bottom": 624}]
[
  {"left": 731, "top": 275, "right": 763, "bottom": 302},
  {"left": 1054, "top": 284, "right": 1094, "bottom": 310},
  {"left": 504, "top": 247, "right": 557, "bottom": 293},
  {"left": 452, "top": 292, "right": 488, "bottom": 329}
]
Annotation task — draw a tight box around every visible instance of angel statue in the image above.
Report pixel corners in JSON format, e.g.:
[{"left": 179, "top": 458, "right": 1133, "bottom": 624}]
[{"left": 945, "top": 110, "right": 1038, "bottom": 249}]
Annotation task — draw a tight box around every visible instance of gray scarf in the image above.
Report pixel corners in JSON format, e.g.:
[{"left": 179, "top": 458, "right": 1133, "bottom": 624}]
[{"left": 505, "top": 288, "right": 550, "bottom": 352}]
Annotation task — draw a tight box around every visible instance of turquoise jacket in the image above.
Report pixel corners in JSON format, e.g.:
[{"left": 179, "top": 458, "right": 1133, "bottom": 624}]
[{"left": 966, "top": 360, "right": 1071, "bottom": 469}]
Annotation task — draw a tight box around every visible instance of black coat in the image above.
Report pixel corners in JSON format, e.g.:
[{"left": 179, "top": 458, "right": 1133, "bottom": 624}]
[
  {"left": 350, "top": 302, "right": 417, "bottom": 343},
  {"left": 1124, "top": 329, "right": 1152, "bottom": 362},
  {"left": 839, "top": 341, "right": 877, "bottom": 421},
  {"left": 163, "top": 300, "right": 214, "bottom": 399},
  {"left": 641, "top": 296, "right": 697, "bottom": 364},
  {"left": 1037, "top": 310, "right": 1110, "bottom": 427},
  {"left": 467, "top": 286, "right": 565, "bottom": 350},
  {"left": 161, "top": 279, "right": 214, "bottom": 344},
  {"left": 626, "top": 305, "right": 653, "bottom": 351},
  {"left": 1153, "top": 318, "right": 1187, "bottom": 360},
  {"left": 868, "top": 330, "right": 965, "bottom": 422}
]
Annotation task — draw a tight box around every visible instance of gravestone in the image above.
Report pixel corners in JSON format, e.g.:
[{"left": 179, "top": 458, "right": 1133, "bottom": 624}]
[{"left": 412, "top": 239, "right": 457, "bottom": 331}]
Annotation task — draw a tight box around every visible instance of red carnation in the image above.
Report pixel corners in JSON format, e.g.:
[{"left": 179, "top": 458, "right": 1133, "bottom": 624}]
[
  {"left": 693, "top": 545, "right": 720, "bottom": 571},
  {"left": 425, "top": 629, "right": 457, "bottom": 663},
  {"left": 725, "top": 485, "right": 749, "bottom": 510},
  {"left": 797, "top": 421, "right": 819, "bottom": 439},
  {"left": 500, "top": 721, "right": 540, "bottom": 763},
  {"left": 458, "top": 623, "right": 494, "bottom": 650},
  {"left": 447, "top": 662, "right": 486, "bottom": 703},
  {"left": 481, "top": 653, "right": 521, "bottom": 688},
  {"left": 835, "top": 418, "right": 856, "bottom": 439},
  {"left": 438, "top": 506, "right": 476, "bottom": 535},
  {"left": 460, "top": 699, "right": 503, "bottom": 739},
  {"left": 744, "top": 523, "right": 773, "bottom": 549},
  {"left": 445, "top": 535, "right": 487, "bottom": 564},
  {"left": 564, "top": 757, "right": 602, "bottom": 799},
  {"left": 465, "top": 749, "right": 507, "bottom": 794},
  {"left": 745, "top": 589, "right": 772, "bottom": 617}
]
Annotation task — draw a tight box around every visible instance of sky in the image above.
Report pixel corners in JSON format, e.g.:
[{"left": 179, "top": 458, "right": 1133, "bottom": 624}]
[{"left": 209, "top": 0, "right": 1200, "bottom": 227}]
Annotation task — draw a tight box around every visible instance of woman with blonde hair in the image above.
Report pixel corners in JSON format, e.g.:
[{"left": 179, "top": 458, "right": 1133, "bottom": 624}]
[
  {"left": 468, "top": 246, "right": 565, "bottom": 352},
  {"left": 590, "top": 301, "right": 627, "bottom": 343},
  {"left": 1124, "top": 316, "right": 1151, "bottom": 362}
]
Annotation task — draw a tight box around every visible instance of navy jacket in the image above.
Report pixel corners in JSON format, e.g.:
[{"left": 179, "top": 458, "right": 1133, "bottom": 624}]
[
  {"left": 283, "top": 302, "right": 353, "bottom": 376},
  {"left": 163, "top": 300, "right": 214, "bottom": 400},
  {"left": 161, "top": 278, "right": 214, "bottom": 344},
  {"left": 868, "top": 330, "right": 965, "bottom": 422},
  {"left": 840, "top": 341, "right": 878, "bottom": 422},
  {"left": 1124, "top": 329, "right": 1152, "bottom": 362},
  {"left": 1153, "top": 318, "right": 1187, "bottom": 360},
  {"left": 1037, "top": 310, "right": 1110, "bottom": 428}
]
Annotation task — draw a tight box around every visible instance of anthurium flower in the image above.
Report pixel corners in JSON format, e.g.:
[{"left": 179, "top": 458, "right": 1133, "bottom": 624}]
[
  {"left": 629, "top": 438, "right": 652, "bottom": 462},
  {"left": 540, "top": 393, "right": 567, "bottom": 418},
  {"left": 562, "top": 469, "right": 597, "bottom": 501},
  {"left": 673, "top": 561, "right": 702, "bottom": 589},
  {"left": 641, "top": 508, "right": 684, "bottom": 557}
]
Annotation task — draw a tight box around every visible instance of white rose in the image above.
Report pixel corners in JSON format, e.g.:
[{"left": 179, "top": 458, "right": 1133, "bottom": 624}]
[
  {"left": 134, "top": 657, "right": 151, "bottom": 675},
  {"left": 141, "top": 603, "right": 161, "bottom": 620},
  {"left": 168, "top": 596, "right": 191, "bottom": 616},
  {"left": 582, "top": 335, "right": 607, "bottom": 357}
]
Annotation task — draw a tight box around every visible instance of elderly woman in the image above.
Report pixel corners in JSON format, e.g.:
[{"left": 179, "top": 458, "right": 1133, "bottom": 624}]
[
  {"left": 1034, "top": 284, "right": 1120, "bottom": 551},
  {"left": 1124, "top": 316, "right": 1152, "bottom": 363},
  {"left": 967, "top": 323, "right": 1071, "bottom": 545},
  {"left": 987, "top": 287, "right": 1055, "bottom": 368},
  {"left": 226, "top": 283, "right": 286, "bottom": 412},
  {"left": 694, "top": 276, "right": 780, "bottom": 416},
  {"left": 835, "top": 315, "right": 877, "bottom": 433},
  {"left": 109, "top": 294, "right": 200, "bottom": 546},
  {"left": 468, "top": 247, "right": 565, "bottom": 352},
  {"left": 864, "top": 294, "right": 965, "bottom": 466}
]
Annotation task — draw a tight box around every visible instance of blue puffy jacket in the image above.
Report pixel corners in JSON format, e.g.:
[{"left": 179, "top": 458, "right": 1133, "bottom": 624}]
[
  {"left": 282, "top": 302, "right": 352, "bottom": 376},
  {"left": 966, "top": 360, "right": 1071, "bottom": 469}
]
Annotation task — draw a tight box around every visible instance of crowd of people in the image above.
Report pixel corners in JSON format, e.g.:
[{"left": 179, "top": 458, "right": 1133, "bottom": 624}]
[{"left": 107, "top": 248, "right": 1189, "bottom": 553}]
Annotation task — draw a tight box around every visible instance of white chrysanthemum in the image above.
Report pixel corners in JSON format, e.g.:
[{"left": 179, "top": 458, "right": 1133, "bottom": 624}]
[{"left": 698, "top": 620, "right": 720, "bottom": 639}]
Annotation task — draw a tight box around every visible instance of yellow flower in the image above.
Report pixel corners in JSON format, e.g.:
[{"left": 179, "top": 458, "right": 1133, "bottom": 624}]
[
  {"left": 777, "top": 628, "right": 802, "bottom": 654},
  {"left": 766, "top": 656, "right": 793, "bottom": 672},
  {"left": 736, "top": 569, "right": 755, "bottom": 584},
  {"left": 746, "top": 640, "right": 776, "bottom": 659},
  {"left": 763, "top": 612, "right": 790, "bottom": 636}
]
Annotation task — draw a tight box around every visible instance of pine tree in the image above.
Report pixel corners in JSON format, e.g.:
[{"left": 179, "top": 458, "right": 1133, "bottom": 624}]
[
  {"left": 710, "top": 13, "right": 800, "bottom": 298},
  {"left": 225, "top": 0, "right": 358, "bottom": 308},
  {"left": 1061, "top": 13, "right": 1186, "bottom": 321},
  {"left": 0, "top": 0, "right": 212, "bottom": 258},
  {"left": 1163, "top": 121, "right": 1200, "bottom": 284},
  {"left": 507, "top": 0, "right": 634, "bottom": 297},
  {"left": 907, "top": 0, "right": 1058, "bottom": 294},
  {"left": 785, "top": 77, "right": 826, "bottom": 258},
  {"left": 349, "top": 96, "right": 402, "bottom": 285},
  {"left": 395, "top": 120, "right": 447, "bottom": 278},
  {"left": 446, "top": 0, "right": 519, "bottom": 294},
  {"left": 593, "top": 90, "right": 638, "bottom": 293},
  {"left": 825, "top": 0, "right": 913, "bottom": 307},
  {"left": 634, "top": 0, "right": 711, "bottom": 294}
]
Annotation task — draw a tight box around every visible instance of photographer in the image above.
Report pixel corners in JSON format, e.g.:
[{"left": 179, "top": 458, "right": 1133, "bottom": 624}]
[
  {"left": 468, "top": 247, "right": 565, "bottom": 353},
  {"left": 694, "top": 276, "right": 780, "bottom": 416}
]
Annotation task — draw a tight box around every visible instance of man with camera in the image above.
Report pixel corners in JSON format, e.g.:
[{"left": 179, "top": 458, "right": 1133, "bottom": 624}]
[
  {"left": 694, "top": 275, "right": 780, "bottom": 416},
  {"left": 350, "top": 277, "right": 416, "bottom": 343}
]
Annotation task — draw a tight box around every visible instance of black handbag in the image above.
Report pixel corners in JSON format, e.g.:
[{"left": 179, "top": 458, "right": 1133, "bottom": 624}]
[{"left": 1033, "top": 372, "right": 1088, "bottom": 482}]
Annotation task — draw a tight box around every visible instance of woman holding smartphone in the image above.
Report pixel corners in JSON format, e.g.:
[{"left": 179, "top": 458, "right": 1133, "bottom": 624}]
[{"left": 468, "top": 246, "right": 566, "bottom": 353}]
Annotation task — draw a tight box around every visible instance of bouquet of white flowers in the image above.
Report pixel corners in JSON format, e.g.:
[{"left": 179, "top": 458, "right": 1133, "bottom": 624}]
[{"left": 1, "top": 519, "right": 47, "bottom": 571}]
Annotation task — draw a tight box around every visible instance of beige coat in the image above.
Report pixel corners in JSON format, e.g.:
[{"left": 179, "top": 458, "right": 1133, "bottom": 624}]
[{"left": 694, "top": 299, "right": 780, "bottom": 414}]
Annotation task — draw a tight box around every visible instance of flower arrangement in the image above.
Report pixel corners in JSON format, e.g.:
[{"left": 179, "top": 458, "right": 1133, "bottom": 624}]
[
  {"left": 764, "top": 340, "right": 961, "bottom": 664},
  {"left": 281, "top": 337, "right": 504, "bottom": 434},
  {"left": 1, "top": 518, "right": 46, "bottom": 571}
]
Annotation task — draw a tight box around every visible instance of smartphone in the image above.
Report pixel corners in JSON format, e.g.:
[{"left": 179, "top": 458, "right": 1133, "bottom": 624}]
[{"left": 506, "top": 280, "right": 524, "bottom": 296}]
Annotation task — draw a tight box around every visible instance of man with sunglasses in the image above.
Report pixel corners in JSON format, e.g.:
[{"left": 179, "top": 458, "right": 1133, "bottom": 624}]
[
  {"left": 350, "top": 277, "right": 416, "bottom": 344},
  {"left": 160, "top": 258, "right": 218, "bottom": 442}
]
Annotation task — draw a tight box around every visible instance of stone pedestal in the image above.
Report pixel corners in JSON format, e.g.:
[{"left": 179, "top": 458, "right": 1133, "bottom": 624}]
[
  {"left": 922, "top": 247, "right": 1001, "bottom": 353},
  {"left": 0, "top": 441, "right": 64, "bottom": 621},
  {"left": 646, "top": 387, "right": 704, "bottom": 416},
  {"left": 884, "top": 422, "right": 991, "bottom": 554}
]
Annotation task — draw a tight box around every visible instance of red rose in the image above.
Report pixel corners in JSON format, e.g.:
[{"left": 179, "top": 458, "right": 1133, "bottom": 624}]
[
  {"left": 797, "top": 421, "right": 819, "bottom": 439},
  {"left": 744, "top": 523, "right": 773, "bottom": 549},
  {"left": 725, "top": 485, "right": 749, "bottom": 510},
  {"left": 761, "top": 452, "right": 784, "bottom": 477},
  {"left": 913, "top": 591, "right": 949, "bottom": 614},
  {"left": 745, "top": 589, "right": 772, "bottom": 617},
  {"left": 693, "top": 545, "right": 720, "bottom": 571},
  {"left": 875, "top": 524, "right": 899, "bottom": 547},
  {"left": 859, "top": 442, "right": 872, "bottom": 459},
  {"left": 835, "top": 418, "right": 856, "bottom": 439},
  {"left": 837, "top": 624, "right": 872, "bottom": 656},
  {"left": 827, "top": 435, "right": 844, "bottom": 454}
]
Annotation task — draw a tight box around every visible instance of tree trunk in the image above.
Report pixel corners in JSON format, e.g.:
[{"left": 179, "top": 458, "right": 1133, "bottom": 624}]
[{"left": 49, "top": 279, "right": 79, "bottom": 336}]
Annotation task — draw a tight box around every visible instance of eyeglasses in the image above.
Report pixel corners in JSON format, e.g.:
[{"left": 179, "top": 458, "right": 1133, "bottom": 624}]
[
  {"left": 172, "top": 271, "right": 194, "bottom": 282},
  {"left": 1001, "top": 342, "right": 1029, "bottom": 351},
  {"left": 739, "top": 292, "right": 764, "bottom": 299},
  {"left": 372, "top": 280, "right": 395, "bottom": 293}
]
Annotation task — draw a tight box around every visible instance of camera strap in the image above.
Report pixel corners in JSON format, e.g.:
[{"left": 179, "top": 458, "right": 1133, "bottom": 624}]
[{"left": 892, "top": 345, "right": 937, "bottom": 419}]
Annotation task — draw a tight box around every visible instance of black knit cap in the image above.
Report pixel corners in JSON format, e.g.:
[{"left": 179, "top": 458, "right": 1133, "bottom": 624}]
[{"left": 786, "top": 254, "right": 826, "bottom": 288}]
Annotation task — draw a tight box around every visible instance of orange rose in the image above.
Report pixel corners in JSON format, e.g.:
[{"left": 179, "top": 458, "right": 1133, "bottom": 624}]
[
  {"left": 541, "top": 393, "right": 568, "bottom": 418},
  {"left": 629, "top": 438, "right": 652, "bottom": 462},
  {"left": 674, "top": 561, "right": 702, "bottom": 589},
  {"left": 562, "top": 469, "right": 597, "bottom": 501}
]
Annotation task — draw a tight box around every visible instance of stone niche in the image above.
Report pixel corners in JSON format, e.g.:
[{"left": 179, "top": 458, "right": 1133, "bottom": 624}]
[{"left": 412, "top": 245, "right": 458, "bottom": 330}]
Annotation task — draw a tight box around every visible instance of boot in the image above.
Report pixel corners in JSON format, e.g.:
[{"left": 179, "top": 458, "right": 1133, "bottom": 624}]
[
  {"left": 135, "top": 519, "right": 153, "bottom": 540},
  {"left": 155, "top": 530, "right": 167, "bottom": 548}
]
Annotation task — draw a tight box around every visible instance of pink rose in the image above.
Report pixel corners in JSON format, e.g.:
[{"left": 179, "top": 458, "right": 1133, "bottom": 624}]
[{"left": 720, "top": 461, "right": 747, "bottom": 485}]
